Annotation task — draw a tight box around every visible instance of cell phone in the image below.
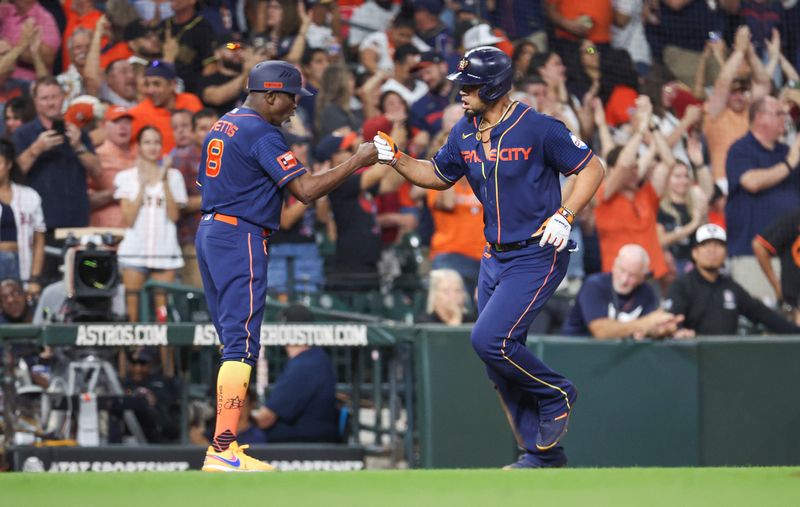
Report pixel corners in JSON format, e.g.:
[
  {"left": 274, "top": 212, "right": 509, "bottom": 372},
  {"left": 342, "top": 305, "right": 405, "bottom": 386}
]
[
  {"left": 51, "top": 119, "right": 65, "bottom": 135},
  {"left": 708, "top": 31, "right": 722, "bottom": 42}
]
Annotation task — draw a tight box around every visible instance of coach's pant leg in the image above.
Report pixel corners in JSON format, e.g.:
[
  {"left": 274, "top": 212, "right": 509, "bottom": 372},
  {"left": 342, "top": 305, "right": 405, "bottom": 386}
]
[
  {"left": 485, "top": 364, "right": 566, "bottom": 466},
  {"left": 196, "top": 222, "right": 223, "bottom": 339},
  {"left": 470, "top": 246, "right": 575, "bottom": 417},
  {"left": 204, "top": 228, "right": 269, "bottom": 366}
]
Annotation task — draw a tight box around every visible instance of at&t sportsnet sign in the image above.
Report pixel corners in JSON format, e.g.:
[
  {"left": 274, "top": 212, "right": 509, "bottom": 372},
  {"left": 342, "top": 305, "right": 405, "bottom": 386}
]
[
  {"left": 192, "top": 324, "right": 369, "bottom": 347},
  {"left": 13, "top": 445, "right": 366, "bottom": 472}
]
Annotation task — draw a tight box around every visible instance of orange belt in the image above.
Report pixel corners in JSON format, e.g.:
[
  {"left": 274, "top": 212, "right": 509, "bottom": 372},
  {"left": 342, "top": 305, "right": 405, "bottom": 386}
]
[
  {"left": 213, "top": 213, "right": 239, "bottom": 226},
  {"left": 212, "top": 213, "right": 270, "bottom": 238}
]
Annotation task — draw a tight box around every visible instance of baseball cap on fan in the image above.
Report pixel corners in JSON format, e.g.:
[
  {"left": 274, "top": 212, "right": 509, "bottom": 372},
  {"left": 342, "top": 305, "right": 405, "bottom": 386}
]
[
  {"left": 105, "top": 106, "right": 133, "bottom": 122},
  {"left": 411, "top": 51, "right": 446, "bottom": 73},
  {"left": 694, "top": 224, "right": 726, "bottom": 246},
  {"left": 463, "top": 24, "right": 504, "bottom": 51},
  {"left": 314, "top": 132, "right": 359, "bottom": 163}
]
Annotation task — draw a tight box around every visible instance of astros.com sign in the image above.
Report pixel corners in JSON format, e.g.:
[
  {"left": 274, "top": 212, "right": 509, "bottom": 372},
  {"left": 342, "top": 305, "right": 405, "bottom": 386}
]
[
  {"left": 75, "top": 325, "right": 168, "bottom": 346},
  {"left": 193, "top": 324, "right": 369, "bottom": 347},
  {"left": 72, "top": 324, "right": 369, "bottom": 347}
]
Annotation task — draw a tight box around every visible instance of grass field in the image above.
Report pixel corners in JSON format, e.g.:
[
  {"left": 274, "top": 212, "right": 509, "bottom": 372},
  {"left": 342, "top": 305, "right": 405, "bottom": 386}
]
[{"left": 2, "top": 468, "right": 799, "bottom": 507}]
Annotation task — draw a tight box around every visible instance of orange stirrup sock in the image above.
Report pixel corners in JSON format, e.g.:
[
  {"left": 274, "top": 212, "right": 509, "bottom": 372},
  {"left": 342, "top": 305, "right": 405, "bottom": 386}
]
[{"left": 211, "top": 361, "right": 252, "bottom": 452}]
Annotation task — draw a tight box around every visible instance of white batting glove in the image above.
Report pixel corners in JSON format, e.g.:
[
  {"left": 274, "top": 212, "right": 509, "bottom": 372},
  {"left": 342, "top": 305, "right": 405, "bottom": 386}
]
[
  {"left": 373, "top": 131, "right": 402, "bottom": 166},
  {"left": 537, "top": 207, "right": 574, "bottom": 252}
]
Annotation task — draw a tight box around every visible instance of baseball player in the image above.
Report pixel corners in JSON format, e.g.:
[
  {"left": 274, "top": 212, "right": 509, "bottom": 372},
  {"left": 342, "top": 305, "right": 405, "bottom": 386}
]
[
  {"left": 374, "top": 46, "right": 604, "bottom": 468},
  {"left": 197, "top": 61, "right": 378, "bottom": 472}
]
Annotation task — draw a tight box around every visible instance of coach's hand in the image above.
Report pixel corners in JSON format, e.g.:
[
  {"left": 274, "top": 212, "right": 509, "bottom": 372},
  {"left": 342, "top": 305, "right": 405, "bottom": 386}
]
[
  {"left": 537, "top": 208, "right": 573, "bottom": 252},
  {"left": 355, "top": 142, "right": 379, "bottom": 166},
  {"left": 374, "top": 131, "right": 402, "bottom": 166}
]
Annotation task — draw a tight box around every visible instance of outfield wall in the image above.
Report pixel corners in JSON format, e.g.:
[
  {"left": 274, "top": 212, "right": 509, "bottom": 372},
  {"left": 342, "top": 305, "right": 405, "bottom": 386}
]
[
  {"left": 415, "top": 328, "right": 800, "bottom": 468},
  {"left": 3, "top": 324, "right": 799, "bottom": 469}
]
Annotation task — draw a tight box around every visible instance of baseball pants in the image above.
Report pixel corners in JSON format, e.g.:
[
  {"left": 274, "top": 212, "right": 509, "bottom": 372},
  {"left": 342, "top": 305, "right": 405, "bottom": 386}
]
[
  {"left": 196, "top": 213, "right": 269, "bottom": 367},
  {"left": 473, "top": 243, "right": 575, "bottom": 463}
]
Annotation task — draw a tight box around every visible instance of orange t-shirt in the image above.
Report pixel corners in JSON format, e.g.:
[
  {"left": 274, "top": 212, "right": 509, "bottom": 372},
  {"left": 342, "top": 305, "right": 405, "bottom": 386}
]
[
  {"left": 129, "top": 93, "right": 203, "bottom": 155},
  {"left": 62, "top": 0, "right": 105, "bottom": 71},
  {"left": 90, "top": 140, "right": 138, "bottom": 228},
  {"left": 427, "top": 180, "right": 485, "bottom": 262},
  {"left": 703, "top": 107, "right": 749, "bottom": 182},
  {"left": 548, "top": 0, "right": 612, "bottom": 44},
  {"left": 594, "top": 181, "right": 668, "bottom": 279}
]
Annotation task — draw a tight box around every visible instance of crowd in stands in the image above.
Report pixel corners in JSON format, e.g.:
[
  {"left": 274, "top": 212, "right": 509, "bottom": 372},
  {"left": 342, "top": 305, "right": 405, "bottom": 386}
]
[
  {"left": 4, "top": 0, "right": 800, "bottom": 447},
  {"left": 2, "top": 0, "right": 800, "bottom": 339}
]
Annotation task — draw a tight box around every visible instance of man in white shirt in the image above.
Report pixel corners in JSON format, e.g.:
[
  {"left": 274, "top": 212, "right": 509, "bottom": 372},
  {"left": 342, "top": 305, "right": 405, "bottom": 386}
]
[
  {"left": 380, "top": 44, "right": 429, "bottom": 107},
  {"left": 347, "top": 0, "right": 398, "bottom": 50},
  {"left": 359, "top": 15, "right": 429, "bottom": 74}
]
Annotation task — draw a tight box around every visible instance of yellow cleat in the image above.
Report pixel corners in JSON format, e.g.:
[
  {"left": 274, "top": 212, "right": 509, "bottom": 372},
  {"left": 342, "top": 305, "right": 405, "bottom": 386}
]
[{"left": 201, "top": 442, "right": 276, "bottom": 472}]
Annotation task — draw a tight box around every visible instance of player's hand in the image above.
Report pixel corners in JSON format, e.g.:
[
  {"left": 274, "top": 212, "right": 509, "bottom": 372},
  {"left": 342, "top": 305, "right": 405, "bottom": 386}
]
[
  {"left": 355, "top": 142, "right": 379, "bottom": 167},
  {"left": 536, "top": 208, "right": 573, "bottom": 252},
  {"left": 373, "top": 131, "right": 402, "bottom": 166}
]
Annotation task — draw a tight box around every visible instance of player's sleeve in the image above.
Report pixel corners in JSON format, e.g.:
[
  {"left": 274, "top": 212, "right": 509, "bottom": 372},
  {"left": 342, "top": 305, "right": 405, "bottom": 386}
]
[
  {"left": 431, "top": 128, "right": 466, "bottom": 185},
  {"left": 542, "top": 118, "right": 594, "bottom": 176},
  {"left": 167, "top": 169, "right": 189, "bottom": 207},
  {"left": 755, "top": 210, "right": 800, "bottom": 255},
  {"left": 251, "top": 132, "right": 307, "bottom": 188}
]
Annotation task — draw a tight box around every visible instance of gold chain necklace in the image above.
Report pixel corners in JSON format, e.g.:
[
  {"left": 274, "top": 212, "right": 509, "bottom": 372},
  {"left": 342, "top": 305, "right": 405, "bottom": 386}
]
[{"left": 476, "top": 100, "right": 517, "bottom": 142}]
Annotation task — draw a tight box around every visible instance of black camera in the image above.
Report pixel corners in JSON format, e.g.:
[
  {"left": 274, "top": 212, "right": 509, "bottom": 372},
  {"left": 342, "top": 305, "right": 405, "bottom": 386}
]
[{"left": 62, "top": 233, "right": 120, "bottom": 322}]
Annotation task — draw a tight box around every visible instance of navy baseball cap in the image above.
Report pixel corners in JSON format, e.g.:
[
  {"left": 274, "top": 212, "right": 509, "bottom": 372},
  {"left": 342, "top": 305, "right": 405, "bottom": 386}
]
[
  {"left": 314, "top": 132, "right": 359, "bottom": 163},
  {"left": 411, "top": 51, "right": 445, "bottom": 72},
  {"left": 145, "top": 60, "right": 177, "bottom": 80},
  {"left": 247, "top": 60, "right": 314, "bottom": 97},
  {"left": 414, "top": 0, "right": 444, "bottom": 14}
]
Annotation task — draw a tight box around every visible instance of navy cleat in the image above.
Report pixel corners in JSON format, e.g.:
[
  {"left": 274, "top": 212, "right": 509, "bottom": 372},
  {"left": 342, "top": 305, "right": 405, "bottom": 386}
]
[
  {"left": 503, "top": 452, "right": 567, "bottom": 470},
  {"left": 536, "top": 388, "right": 578, "bottom": 451}
]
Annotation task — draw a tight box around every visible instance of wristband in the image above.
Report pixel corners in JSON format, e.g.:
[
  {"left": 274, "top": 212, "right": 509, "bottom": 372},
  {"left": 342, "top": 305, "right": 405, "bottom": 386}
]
[
  {"left": 390, "top": 150, "right": 402, "bottom": 167},
  {"left": 557, "top": 206, "right": 575, "bottom": 225},
  {"left": 784, "top": 159, "right": 794, "bottom": 173}
]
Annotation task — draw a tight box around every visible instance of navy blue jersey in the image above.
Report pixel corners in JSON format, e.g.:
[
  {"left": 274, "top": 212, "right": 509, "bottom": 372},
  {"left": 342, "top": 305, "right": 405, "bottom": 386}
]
[
  {"left": 432, "top": 105, "right": 594, "bottom": 245},
  {"left": 197, "top": 107, "right": 307, "bottom": 230}
]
